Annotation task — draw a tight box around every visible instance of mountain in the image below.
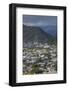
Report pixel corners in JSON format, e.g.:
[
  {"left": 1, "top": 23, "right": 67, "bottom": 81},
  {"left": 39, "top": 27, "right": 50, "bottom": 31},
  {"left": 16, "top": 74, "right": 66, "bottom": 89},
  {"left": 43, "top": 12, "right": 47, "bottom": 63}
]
[
  {"left": 23, "top": 25, "right": 56, "bottom": 47},
  {"left": 41, "top": 25, "right": 57, "bottom": 38}
]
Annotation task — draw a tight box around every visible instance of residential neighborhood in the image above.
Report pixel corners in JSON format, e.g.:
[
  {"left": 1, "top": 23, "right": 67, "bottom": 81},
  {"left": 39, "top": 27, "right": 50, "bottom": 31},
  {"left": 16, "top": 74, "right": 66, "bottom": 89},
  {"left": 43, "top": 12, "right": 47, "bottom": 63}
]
[{"left": 23, "top": 42, "right": 57, "bottom": 75}]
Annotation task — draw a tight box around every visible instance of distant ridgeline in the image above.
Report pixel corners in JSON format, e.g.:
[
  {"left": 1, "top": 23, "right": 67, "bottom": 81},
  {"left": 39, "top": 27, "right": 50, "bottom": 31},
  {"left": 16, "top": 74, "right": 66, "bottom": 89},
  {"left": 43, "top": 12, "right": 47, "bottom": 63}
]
[{"left": 23, "top": 24, "right": 57, "bottom": 48}]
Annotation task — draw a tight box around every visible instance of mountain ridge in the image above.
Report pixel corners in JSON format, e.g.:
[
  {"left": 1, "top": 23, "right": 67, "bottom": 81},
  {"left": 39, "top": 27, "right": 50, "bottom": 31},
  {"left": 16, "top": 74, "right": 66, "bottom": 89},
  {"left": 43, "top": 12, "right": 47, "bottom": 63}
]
[{"left": 23, "top": 24, "right": 56, "bottom": 47}]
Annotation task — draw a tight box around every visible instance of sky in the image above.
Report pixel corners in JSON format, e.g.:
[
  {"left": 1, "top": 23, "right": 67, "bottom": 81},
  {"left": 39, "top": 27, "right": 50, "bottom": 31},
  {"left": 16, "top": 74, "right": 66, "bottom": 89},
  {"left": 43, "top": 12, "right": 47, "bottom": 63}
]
[{"left": 23, "top": 15, "right": 57, "bottom": 27}]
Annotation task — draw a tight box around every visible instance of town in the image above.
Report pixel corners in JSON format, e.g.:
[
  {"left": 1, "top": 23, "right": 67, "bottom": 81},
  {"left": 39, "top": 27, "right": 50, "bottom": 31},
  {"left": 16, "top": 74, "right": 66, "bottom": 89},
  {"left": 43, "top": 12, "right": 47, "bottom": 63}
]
[{"left": 23, "top": 42, "right": 57, "bottom": 75}]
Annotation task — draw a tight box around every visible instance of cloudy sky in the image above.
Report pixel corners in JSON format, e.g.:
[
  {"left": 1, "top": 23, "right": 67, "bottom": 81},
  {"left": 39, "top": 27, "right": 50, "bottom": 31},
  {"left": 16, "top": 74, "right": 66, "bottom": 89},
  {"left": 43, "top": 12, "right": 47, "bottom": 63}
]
[{"left": 23, "top": 15, "right": 57, "bottom": 27}]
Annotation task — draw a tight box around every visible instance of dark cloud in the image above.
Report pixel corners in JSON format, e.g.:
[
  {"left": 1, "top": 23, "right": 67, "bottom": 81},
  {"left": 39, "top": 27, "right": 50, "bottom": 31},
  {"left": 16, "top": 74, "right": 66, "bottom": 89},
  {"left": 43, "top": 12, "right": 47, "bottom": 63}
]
[{"left": 23, "top": 15, "right": 57, "bottom": 26}]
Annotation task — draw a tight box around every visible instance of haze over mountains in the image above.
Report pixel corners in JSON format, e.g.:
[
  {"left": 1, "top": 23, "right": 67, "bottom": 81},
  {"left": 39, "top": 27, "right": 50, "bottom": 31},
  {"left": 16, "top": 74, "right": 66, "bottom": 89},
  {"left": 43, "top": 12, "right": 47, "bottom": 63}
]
[
  {"left": 41, "top": 25, "right": 57, "bottom": 38},
  {"left": 23, "top": 15, "right": 57, "bottom": 39}
]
